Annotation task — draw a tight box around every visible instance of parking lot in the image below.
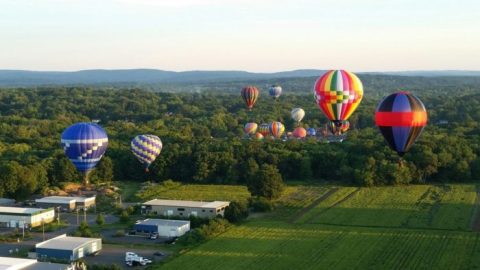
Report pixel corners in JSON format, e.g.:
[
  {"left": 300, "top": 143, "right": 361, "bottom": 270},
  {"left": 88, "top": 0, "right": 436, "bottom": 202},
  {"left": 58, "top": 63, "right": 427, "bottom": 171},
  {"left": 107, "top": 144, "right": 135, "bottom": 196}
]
[{"left": 84, "top": 244, "right": 167, "bottom": 269}]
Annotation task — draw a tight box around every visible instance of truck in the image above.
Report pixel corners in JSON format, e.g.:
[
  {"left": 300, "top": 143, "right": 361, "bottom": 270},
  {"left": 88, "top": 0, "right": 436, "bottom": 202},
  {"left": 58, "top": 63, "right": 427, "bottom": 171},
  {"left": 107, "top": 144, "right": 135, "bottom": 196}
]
[{"left": 125, "top": 252, "right": 152, "bottom": 266}]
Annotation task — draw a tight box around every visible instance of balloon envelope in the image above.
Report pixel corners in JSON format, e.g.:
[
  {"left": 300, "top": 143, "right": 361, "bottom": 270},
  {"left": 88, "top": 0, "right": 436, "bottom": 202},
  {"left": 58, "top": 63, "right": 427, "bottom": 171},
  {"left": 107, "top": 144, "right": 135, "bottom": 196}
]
[
  {"left": 269, "top": 85, "right": 282, "bottom": 99},
  {"left": 314, "top": 70, "right": 363, "bottom": 125},
  {"left": 293, "top": 127, "right": 307, "bottom": 138},
  {"left": 269, "top": 122, "right": 285, "bottom": 138},
  {"left": 131, "top": 135, "right": 163, "bottom": 170},
  {"left": 375, "top": 92, "right": 427, "bottom": 156},
  {"left": 258, "top": 123, "right": 270, "bottom": 137},
  {"left": 241, "top": 86, "right": 259, "bottom": 110},
  {"left": 307, "top": 127, "right": 317, "bottom": 136},
  {"left": 291, "top": 108, "right": 305, "bottom": 122},
  {"left": 61, "top": 122, "right": 108, "bottom": 173},
  {"left": 254, "top": 132, "right": 264, "bottom": 140},
  {"left": 244, "top": 123, "right": 258, "bottom": 135}
]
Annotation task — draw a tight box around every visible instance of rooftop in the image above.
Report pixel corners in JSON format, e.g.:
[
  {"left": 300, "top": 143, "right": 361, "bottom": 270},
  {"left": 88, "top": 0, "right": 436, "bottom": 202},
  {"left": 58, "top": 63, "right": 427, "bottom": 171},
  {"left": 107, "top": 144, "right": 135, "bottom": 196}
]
[
  {"left": 0, "top": 206, "right": 50, "bottom": 215},
  {"left": 143, "top": 199, "right": 230, "bottom": 209},
  {"left": 35, "top": 196, "right": 95, "bottom": 204},
  {"left": 36, "top": 234, "right": 100, "bottom": 251},
  {"left": 136, "top": 218, "right": 190, "bottom": 227},
  {"left": 0, "top": 257, "right": 36, "bottom": 270}
]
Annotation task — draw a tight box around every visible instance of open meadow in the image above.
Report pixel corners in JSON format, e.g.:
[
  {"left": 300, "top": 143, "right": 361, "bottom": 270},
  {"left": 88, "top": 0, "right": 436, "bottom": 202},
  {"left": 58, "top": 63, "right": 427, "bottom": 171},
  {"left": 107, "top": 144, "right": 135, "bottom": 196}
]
[{"left": 160, "top": 184, "right": 480, "bottom": 270}]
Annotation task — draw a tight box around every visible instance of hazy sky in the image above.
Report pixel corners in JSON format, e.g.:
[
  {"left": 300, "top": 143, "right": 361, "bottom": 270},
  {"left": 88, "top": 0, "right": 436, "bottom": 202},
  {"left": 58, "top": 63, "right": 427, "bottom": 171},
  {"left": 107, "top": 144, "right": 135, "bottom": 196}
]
[{"left": 0, "top": 0, "right": 479, "bottom": 72}]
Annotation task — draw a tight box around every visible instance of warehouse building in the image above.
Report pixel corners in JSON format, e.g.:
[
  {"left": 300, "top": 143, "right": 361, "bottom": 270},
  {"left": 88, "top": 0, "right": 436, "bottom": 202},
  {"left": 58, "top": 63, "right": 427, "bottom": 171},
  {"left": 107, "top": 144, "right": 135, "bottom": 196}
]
[
  {"left": 133, "top": 219, "right": 190, "bottom": 237},
  {"left": 35, "top": 196, "right": 96, "bottom": 212},
  {"left": 141, "top": 199, "right": 230, "bottom": 218},
  {"left": 36, "top": 234, "right": 102, "bottom": 262},
  {"left": 0, "top": 207, "right": 54, "bottom": 228},
  {"left": 0, "top": 257, "right": 72, "bottom": 270},
  {"left": 0, "top": 198, "right": 15, "bottom": 206}
]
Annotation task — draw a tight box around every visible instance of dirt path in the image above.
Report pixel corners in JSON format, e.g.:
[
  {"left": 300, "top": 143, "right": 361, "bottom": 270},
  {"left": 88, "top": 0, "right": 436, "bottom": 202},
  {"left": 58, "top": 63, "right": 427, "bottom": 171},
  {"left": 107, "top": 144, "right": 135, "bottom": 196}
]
[
  {"left": 289, "top": 187, "right": 339, "bottom": 224},
  {"left": 470, "top": 186, "right": 480, "bottom": 231}
]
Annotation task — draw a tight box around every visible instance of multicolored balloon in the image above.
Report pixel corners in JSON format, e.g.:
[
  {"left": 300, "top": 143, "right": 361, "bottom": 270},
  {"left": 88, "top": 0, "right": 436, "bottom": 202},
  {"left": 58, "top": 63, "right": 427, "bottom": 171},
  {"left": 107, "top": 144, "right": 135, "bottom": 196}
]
[
  {"left": 269, "top": 85, "right": 282, "bottom": 99},
  {"left": 375, "top": 92, "right": 427, "bottom": 156},
  {"left": 131, "top": 135, "right": 163, "bottom": 172},
  {"left": 328, "top": 120, "right": 350, "bottom": 135},
  {"left": 291, "top": 108, "right": 305, "bottom": 123},
  {"left": 314, "top": 70, "right": 363, "bottom": 126},
  {"left": 241, "top": 86, "right": 259, "bottom": 110},
  {"left": 269, "top": 121, "right": 285, "bottom": 138},
  {"left": 61, "top": 122, "right": 108, "bottom": 185},
  {"left": 244, "top": 122, "right": 258, "bottom": 135},
  {"left": 307, "top": 127, "right": 317, "bottom": 137},
  {"left": 258, "top": 123, "right": 270, "bottom": 137},
  {"left": 293, "top": 127, "right": 307, "bottom": 138},
  {"left": 254, "top": 132, "right": 264, "bottom": 140}
]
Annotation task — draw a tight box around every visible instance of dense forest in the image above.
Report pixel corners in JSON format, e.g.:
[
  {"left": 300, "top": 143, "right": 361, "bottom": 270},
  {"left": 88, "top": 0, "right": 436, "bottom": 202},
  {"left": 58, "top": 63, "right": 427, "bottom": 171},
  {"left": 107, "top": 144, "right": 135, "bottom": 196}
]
[{"left": 0, "top": 74, "right": 479, "bottom": 200}]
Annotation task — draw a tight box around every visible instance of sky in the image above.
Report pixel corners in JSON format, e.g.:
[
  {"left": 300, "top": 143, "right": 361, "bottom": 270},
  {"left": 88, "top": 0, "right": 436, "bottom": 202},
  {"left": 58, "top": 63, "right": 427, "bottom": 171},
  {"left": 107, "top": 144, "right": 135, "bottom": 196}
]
[{"left": 0, "top": 0, "right": 479, "bottom": 72}]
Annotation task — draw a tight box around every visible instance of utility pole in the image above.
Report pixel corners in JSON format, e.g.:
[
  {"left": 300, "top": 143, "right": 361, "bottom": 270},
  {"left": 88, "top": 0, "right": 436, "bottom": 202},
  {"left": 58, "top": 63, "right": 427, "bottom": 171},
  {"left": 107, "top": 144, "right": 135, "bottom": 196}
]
[
  {"left": 41, "top": 218, "right": 45, "bottom": 241},
  {"left": 57, "top": 207, "right": 60, "bottom": 225},
  {"left": 76, "top": 208, "right": 79, "bottom": 225}
]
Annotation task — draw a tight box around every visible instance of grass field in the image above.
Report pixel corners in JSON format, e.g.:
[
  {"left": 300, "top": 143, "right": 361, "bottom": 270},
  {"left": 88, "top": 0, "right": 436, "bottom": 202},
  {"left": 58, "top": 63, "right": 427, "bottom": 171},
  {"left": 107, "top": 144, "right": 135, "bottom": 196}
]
[
  {"left": 159, "top": 184, "right": 480, "bottom": 270},
  {"left": 136, "top": 182, "right": 251, "bottom": 202}
]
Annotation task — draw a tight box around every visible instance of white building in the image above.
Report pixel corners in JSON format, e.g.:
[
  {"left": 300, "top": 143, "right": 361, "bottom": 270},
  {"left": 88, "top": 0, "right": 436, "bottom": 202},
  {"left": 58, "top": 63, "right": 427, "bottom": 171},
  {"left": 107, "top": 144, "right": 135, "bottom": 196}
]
[
  {"left": 134, "top": 219, "right": 190, "bottom": 237},
  {"left": 35, "top": 196, "right": 96, "bottom": 212},
  {"left": 0, "top": 257, "right": 71, "bottom": 270},
  {"left": 0, "top": 207, "right": 55, "bottom": 228}
]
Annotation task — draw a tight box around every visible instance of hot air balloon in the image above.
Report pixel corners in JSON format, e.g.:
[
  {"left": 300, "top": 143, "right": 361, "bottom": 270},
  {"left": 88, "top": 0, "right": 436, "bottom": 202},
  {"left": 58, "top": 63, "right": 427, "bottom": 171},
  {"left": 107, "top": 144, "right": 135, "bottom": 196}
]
[
  {"left": 241, "top": 86, "right": 259, "bottom": 110},
  {"left": 131, "top": 135, "right": 163, "bottom": 172},
  {"left": 375, "top": 92, "right": 427, "bottom": 156},
  {"left": 258, "top": 123, "right": 270, "bottom": 137},
  {"left": 328, "top": 120, "right": 350, "bottom": 135},
  {"left": 314, "top": 70, "right": 363, "bottom": 127},
  {"left": 269, "top": 121, "right": 285, "bottom": 138},
  {"left": 293, "top": 127, "right": 307, "bottom": 138},
  {"left": 307, "top": 127, "right": 317, "bottom": 137},
  {"left": 244, "top": 123, "right": 258, "bottom": 135},
  {"left": 291, "top": 108, "right": 305, "bottom": 123},
  {"left": 61, "top": 122, "right": 108, "bottom": 185},
  {"left": 254, "top": 132, "right": 264, "bottom": 140},
  {"left": 269, "top": 85, "right": 282, "bottom": 99}
]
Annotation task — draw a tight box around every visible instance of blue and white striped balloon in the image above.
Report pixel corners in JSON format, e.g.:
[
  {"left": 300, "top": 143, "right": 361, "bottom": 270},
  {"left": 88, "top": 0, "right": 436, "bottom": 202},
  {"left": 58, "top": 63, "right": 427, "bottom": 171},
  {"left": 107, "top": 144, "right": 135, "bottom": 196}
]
[
  {"left": 61, "top": 122, "right": 108, "bottom": 173},
  {"left": 131, "top": 135, "right": 163, "bottom": 172},
  {"left": 307, "top": 127, "right": 317, "bottom": 137},
  {"left": 269, "top": 85, "right": 282, "bottom": 99}
]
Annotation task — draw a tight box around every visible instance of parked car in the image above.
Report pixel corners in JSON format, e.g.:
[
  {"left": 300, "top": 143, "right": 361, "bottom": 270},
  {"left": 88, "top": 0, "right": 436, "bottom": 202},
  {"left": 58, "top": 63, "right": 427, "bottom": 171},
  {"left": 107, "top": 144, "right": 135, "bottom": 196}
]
[
  {"left": 125, "top": 252, "right": 152, "bottom": 266},
  {"left": 149, "top": 232, "right": 159, "bottom": 240}
]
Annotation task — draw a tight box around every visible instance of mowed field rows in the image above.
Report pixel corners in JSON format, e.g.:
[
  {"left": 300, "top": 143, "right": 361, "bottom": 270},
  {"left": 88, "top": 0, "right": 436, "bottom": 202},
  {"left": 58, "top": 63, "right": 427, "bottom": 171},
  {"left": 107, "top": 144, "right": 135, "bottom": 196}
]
[
  {"left": 160, "top": 184, "right": 480, "bottom": 270},
  {"left": 303, "top": 184, "right": 477, "bottom": 231}
]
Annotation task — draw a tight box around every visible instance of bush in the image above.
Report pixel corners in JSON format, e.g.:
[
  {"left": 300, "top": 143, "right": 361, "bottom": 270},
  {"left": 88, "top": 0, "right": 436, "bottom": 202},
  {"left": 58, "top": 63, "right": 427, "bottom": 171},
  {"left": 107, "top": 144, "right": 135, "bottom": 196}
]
[
  {"left": 249, "top": 197, "right": 274, "bottom": 212},
  {"left": 114, "top": 229, "right": 125, "bottom": 237},
  {"left": 119, "top": 210, "right": 130, "bottom": 223},
  {"left": 177, "top": 218, "right": 231, "bottom": 246},
  {"left": 96, "top": 213, "right": 105, "bottom": 226},
  {"left": 224, "top": 201, "right": 249, "bottom": 223}
]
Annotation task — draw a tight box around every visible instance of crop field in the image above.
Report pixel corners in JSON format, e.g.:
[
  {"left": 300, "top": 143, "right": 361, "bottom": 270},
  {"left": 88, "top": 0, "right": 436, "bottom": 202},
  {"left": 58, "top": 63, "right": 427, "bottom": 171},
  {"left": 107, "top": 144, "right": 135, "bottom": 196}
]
[
  {"left": 159, "top": 184, "right": 480, "bottom": 270},
  {"left": 306, "top": 184, "right": 477, "bottom": 230},
  {"left": 136, "top": 183, "right": 251, "bottom": 202}
]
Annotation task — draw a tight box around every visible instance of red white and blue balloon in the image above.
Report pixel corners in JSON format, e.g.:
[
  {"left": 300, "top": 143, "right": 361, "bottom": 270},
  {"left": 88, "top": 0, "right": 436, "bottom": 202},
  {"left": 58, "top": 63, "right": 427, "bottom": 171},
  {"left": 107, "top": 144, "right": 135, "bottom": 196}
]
[{"left": 61, "top": 122, "right": 108, "bottom": 173}]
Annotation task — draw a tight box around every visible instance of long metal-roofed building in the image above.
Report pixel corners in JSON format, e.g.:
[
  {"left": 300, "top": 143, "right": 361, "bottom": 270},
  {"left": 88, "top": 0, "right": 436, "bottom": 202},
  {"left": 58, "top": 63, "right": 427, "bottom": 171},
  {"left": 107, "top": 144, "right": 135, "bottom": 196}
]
[
  {"left": 0, "top": 257, "right": 72, "bottom": 270},
  {"left": 35, "top": 196, "right": 96, "bottom": 212},
  {"left": 35, "top": 234, "right": 101, "bottom": 262},
  {"left": 134, "top": 219, "right": 190, "bottom": 237},
  {"left": 141, "top": 199, "right": 230, "bottom": 218},
  {"left": 0, "top": 207, "right": 55, "bottom": 228}
]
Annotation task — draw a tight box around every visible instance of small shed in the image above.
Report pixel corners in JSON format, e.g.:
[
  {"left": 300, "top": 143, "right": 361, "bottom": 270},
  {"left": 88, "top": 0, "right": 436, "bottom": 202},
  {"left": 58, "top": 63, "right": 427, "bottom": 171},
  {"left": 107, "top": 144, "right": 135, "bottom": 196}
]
[
  {"left": 36, "top": 234, "right": 101, "bottom": 262},
  {"left": 134, "top": 219, "right": 190, "bottom": 237}
]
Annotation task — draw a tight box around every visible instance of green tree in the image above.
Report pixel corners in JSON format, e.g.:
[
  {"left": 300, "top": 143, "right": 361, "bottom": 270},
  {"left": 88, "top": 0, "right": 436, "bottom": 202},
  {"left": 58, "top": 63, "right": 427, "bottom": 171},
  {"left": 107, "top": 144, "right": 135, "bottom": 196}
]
[
  {"left": 224, "top": 201, "right": 249, "bottom": 223},
  {"left": 247, "top": 164, "right": 284, "bottom": 199},
  {"left": 96, "top": 213, "right": 105, "bottom": 226}
]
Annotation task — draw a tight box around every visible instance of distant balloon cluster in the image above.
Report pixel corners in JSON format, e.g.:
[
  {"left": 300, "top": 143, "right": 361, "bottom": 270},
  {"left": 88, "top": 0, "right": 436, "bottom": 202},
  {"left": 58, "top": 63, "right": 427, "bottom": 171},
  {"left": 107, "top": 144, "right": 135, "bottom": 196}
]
[{"left": 240, "top": 69, "right": 427, "bottom": 157}]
